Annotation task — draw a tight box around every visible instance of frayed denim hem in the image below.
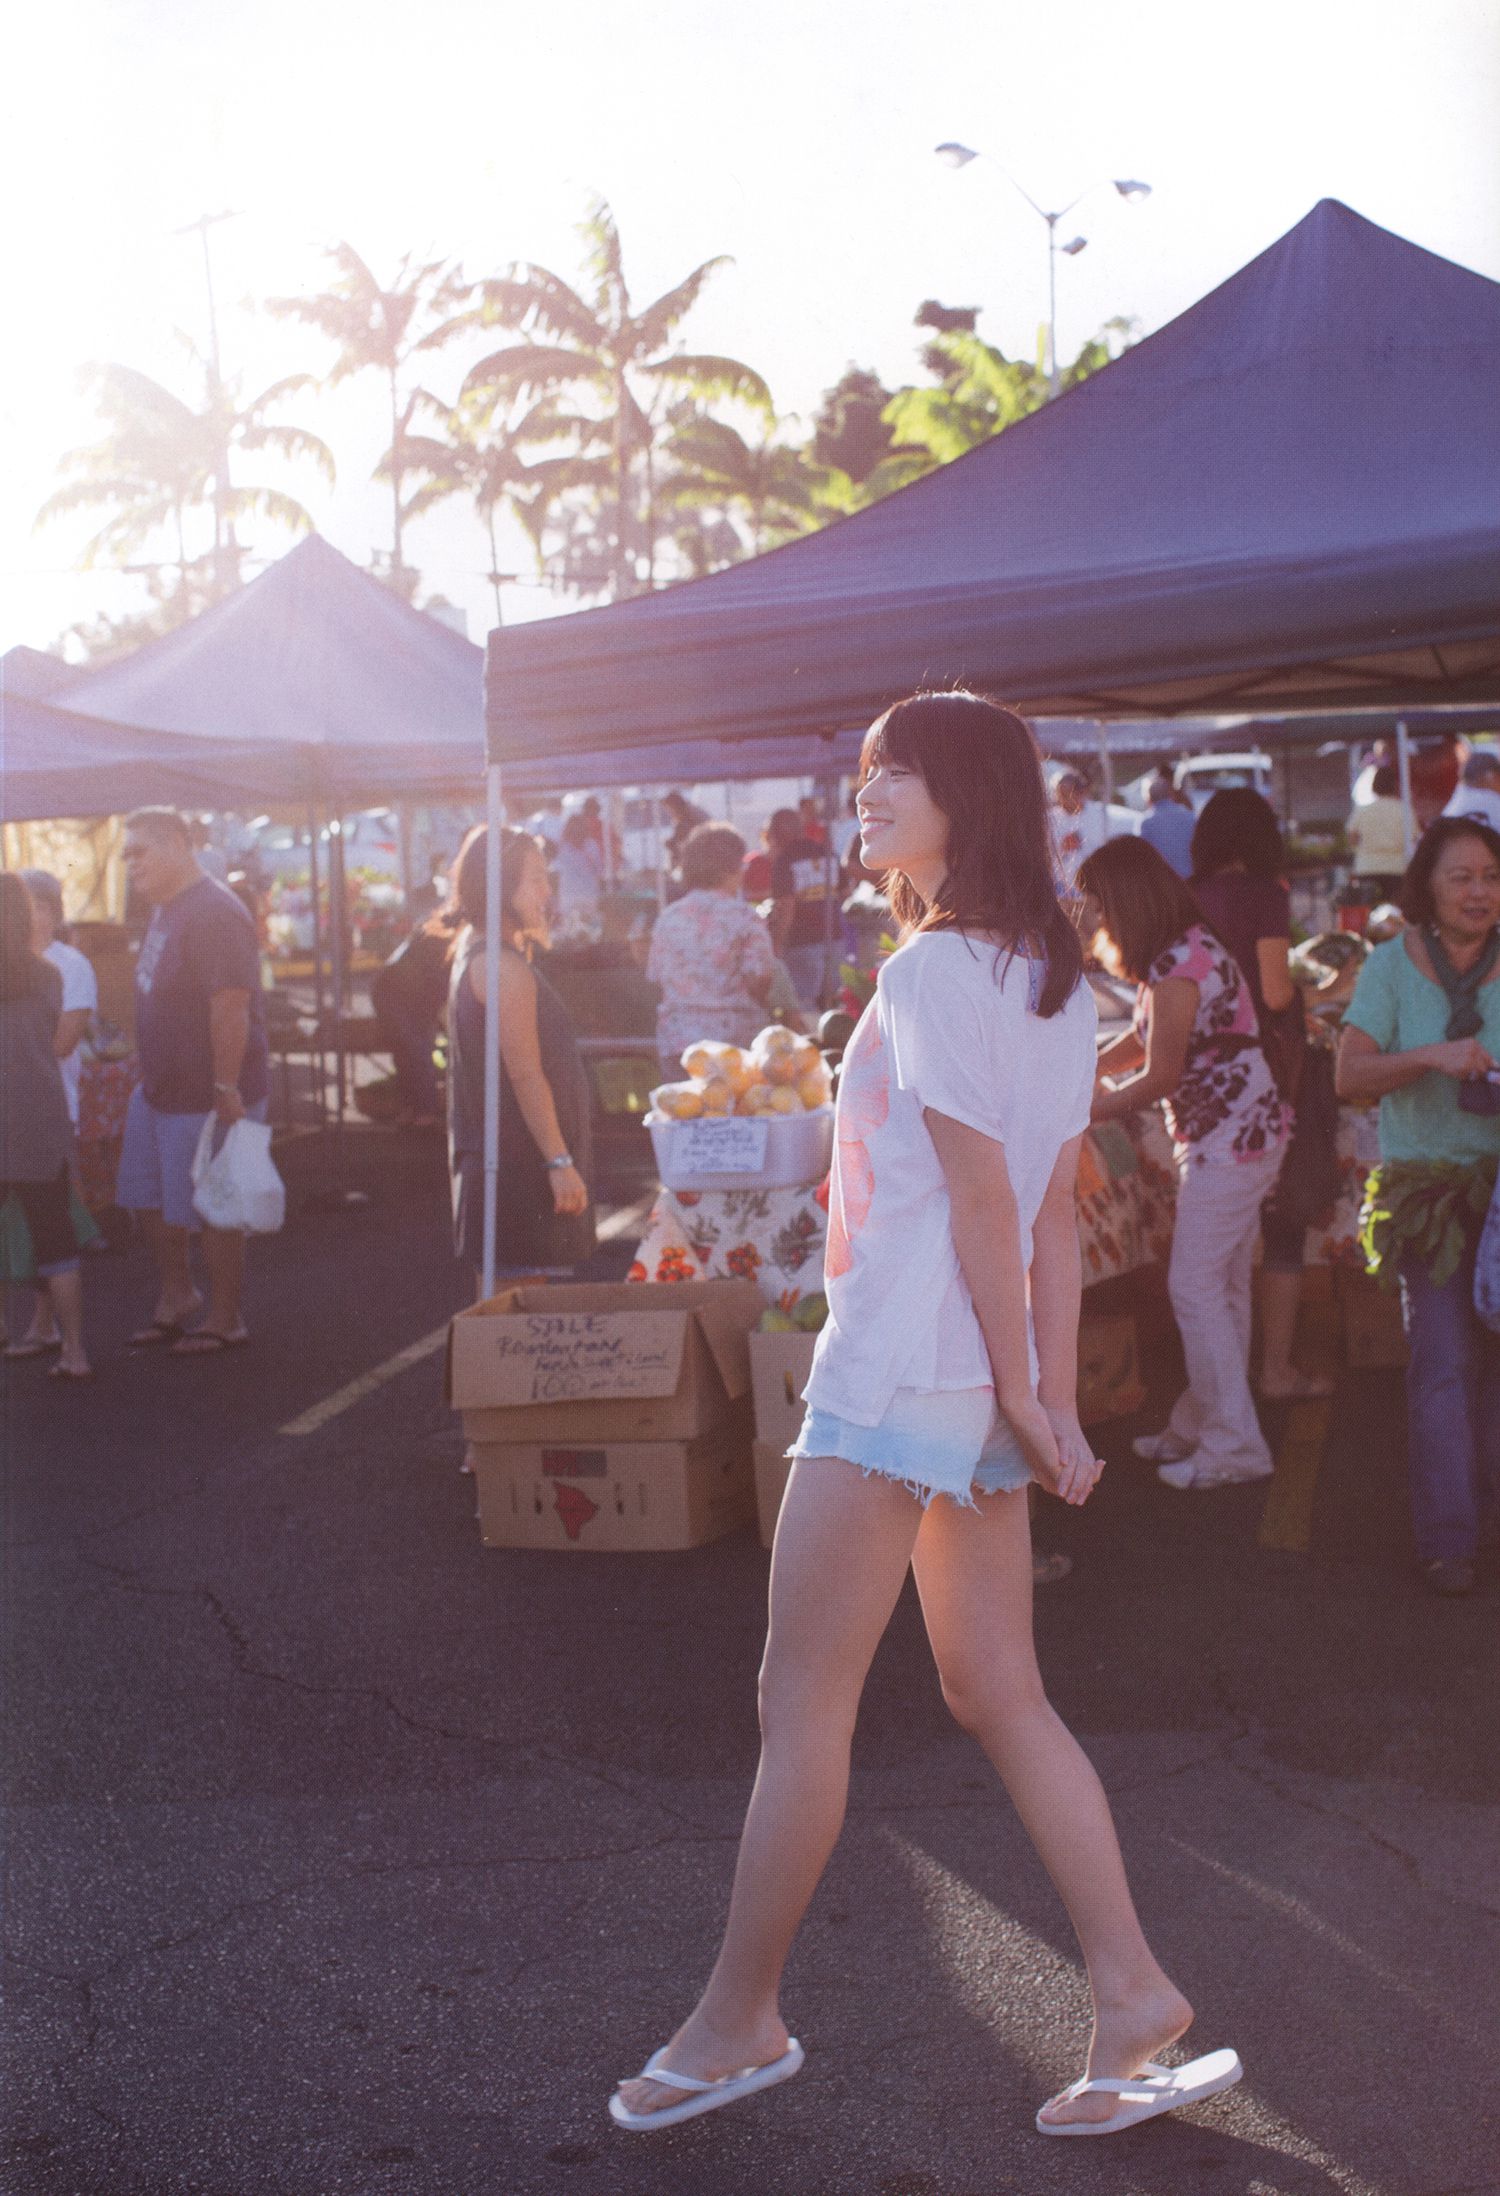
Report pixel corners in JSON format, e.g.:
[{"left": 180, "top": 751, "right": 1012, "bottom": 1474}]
[{"left": 784, "top": 1446, "right": 1028, "bottom": 1511}]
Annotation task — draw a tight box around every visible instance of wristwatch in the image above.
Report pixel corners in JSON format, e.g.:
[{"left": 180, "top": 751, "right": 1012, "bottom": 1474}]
[{"left": 545, "top": 1153, "right": 575, "bottom": 1171}]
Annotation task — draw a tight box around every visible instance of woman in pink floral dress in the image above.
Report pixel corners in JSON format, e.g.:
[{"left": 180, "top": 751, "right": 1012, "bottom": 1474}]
[{"left": 647, "top": 824, "right": 777, "bottom": 1074}]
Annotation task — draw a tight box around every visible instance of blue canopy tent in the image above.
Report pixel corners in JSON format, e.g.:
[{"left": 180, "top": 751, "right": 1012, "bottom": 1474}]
[
  {"left": 486, "top": 200, "right": 1500, "bottom": 761},
  {"left": 473, "top": 199, "right": 1500, "bottom": 1285},
  {"left": 1, "top": 687, "right": 291, "bottom": 823}
]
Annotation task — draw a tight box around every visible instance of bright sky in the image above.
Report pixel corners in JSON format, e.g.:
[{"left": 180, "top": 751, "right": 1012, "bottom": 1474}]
[{"left": 4, "top": 0, "right": 1497, "bottom": 658}]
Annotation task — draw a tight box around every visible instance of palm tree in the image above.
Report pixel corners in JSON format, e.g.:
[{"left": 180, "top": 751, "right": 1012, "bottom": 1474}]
[
  {"left": 384, "top": 386, "right": 609, "bottom": 625},
  {"left": 36, "top": 350, "right": 333, "bottom": 610},
  {"left": 662, "top": 416, "right": 827, "bottom": 560},
  {"left": 446, "top": 197, "right": 772, "bottom": 597},
  {"left": 267, "top": 245, "right": 465, "bottom": 596}
]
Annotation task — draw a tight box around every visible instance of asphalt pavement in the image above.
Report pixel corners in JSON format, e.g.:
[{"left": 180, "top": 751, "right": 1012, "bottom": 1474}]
[{"left": 2, "top": 1132, "right": 1496, "bottom": 2196}]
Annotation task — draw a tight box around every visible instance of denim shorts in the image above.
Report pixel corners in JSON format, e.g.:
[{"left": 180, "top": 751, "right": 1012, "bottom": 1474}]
[
  {"left": 117, "top": 1090, "right": 269, "bottom": 1230},
  {"left": 790, "top": 1385, "right": 1032, "bottom": 1509}
]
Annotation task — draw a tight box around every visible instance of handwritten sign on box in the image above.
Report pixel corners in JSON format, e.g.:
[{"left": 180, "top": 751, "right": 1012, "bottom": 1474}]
[{"left": 673, "top": 1117, "right": 770, "bottom": 1175}]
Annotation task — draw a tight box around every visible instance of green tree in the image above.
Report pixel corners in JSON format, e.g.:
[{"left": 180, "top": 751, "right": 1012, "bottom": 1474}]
[
  {"left": 385, "top": 386, "right": 609, "bottom": 624},
  {"left": 446, "top": 196, "right": 772, "bottom": 598},
  {"left": 810, "top": 366, "right": 899, "bottom": 484},
  {"left": 661, "top": 416, "right": 827, "bottom": 559},
  {"left": 35, "top": 351, "right": 332, "bottom": 615},
  {"left": 267, "top": 245, "right": 465, "bottom": 597},
  {"left": 882, "top": 322, "right": 1126, "bottom": 470}
]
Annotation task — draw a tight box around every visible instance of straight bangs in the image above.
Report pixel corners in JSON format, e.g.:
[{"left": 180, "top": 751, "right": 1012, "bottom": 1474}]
[{"left": 863, "top": 689, "right": 1083, "bottom": 1018}]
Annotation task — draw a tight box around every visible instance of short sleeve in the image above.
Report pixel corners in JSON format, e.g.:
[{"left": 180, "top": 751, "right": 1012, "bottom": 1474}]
[
  {"left": 1344, "top": 942, "right": 1399, "bottom": 1051},
  {"left": 191, "top": 901, "right": 259, "bottom": 997},
  {"left": 879, "top": 942, "right": 1008, "bottom": 1142},
  {"left": 735, "top": 908, "right": 775, "bottom": 983},
  {"left": 58, "top": 949, "right": 98, "bottom": 1013}
]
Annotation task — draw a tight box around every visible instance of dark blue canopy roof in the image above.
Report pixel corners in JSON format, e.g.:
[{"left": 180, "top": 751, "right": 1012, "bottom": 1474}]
[{"left": 487, "top": 201, "right": 1500, "bottom": 761}]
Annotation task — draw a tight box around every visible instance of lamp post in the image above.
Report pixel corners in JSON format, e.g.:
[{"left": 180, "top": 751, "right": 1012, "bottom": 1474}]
[{"left": 934, "top": 147, "right": 1150, "bottom": 397}]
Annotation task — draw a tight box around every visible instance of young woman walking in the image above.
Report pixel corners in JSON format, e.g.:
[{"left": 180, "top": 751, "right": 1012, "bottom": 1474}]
[{"left": 610, "top": 693, "right": 1241, "bottom": 2140}]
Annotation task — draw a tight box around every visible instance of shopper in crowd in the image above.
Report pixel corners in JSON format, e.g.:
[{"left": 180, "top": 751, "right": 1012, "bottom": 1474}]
[
  {"left": 1049, "top": 766, "right": 1113, "bottom": 895},
  {"left": 1347, "top": 765, "right": 1410, "bottom": 901},
  {"left": 6, "top": 872, "right": 100, "bottom": 1359},
  {"left": 1082, "top": 835, "right": 1289, "bottom": 1488},
  {"left": 768, "top": 806, "right": 840, "bottom": 1009},
  {"left": 1337, "top": 817, "right": 1500, "bottom": 1598},
  {"left": 446, "top": 825, "right": 594, "bottom": 1296},
  {"left": 646, "top": 823, "right": 777, "bottom": 1076},
  {"left": 1441, "top": 750, "right": 1500, "bottom": 836},
  {"left": 614, "top": 692, "right": 1237, "bottom": 2143},
  {"left": 553, "top": 808, "right": 605, "bottom": 930},
  {"left": 1138, "top": 773, "right": 1196, "bottom": 879},
  {"left": 797, "top": 794, "right": 829, "bottom": 846},
  {"left": 661, "top": 790, "right": 710, "bottom": 872},
  {"left": 1191, "top": 789, "right": 1337, "bottom": 1400},
  {"left": 0, "top": 874, "right": 92, "bottom": 1379},
  {"left": 116, "top": 807, "right": 269, "bottom": 1356},
  {"left": 370, "top": 905, "right": 458, "bottom": 1129}
]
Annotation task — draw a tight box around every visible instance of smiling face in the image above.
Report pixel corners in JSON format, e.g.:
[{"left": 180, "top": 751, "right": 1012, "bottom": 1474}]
[
  {"left": 856, "top": 752, "right": 949, "bottom": 876},
  {"left": 1430, "top": 830, "right": 1500, "bottom": 943}
]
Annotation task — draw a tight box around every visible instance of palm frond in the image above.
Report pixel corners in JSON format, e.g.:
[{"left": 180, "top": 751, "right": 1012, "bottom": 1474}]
[
  {"left": 220, "top": 486, "right": 317, "bottom": 535},
  {"left": 578, "top": 194, "right": 629, "bottom": 321},
  {"left": 444, "top": 267, "right": 603, "bottom": 349},
  {"left": 636, "top": 354, "right": 773, "bottom": 412},
  {"left": 236, "top": 422, "right": 337, "bottom": 486},
  {"left": 627, "top": 258, "right": 732, "bottom": 356},
  {"left": 461, "top": 344, "right": 606, "bottom": 402}
]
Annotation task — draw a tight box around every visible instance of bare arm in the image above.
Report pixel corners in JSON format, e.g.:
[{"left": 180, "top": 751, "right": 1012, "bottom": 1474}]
[
  {"left": 769, "top": 895, "right": 793, "bottom": 955},
  {"left": 1094, "top": 1025, "right": 1145, "bottom": 1077},
  {"left": 1335, "top": 1020, "right": 1495, "bottom": 1100},
  {"left": 1091, "top": 974, "right": 1196, "bottom": 1122},
  {"left": 209, "top": 989, "right": 250, "bottom": 1124},
  {"left": 471, "top": 951, "right": 587, "bottom": 1214},
  {"left": 54, "top": 1007, "right": 90, "bottom": 1061},
  {"left": 1256, "top": 936, "right": 1297, "bottom": 1014},
  {"left": 925, "top": 1110, "right": 1100, "bottom": 1506}
]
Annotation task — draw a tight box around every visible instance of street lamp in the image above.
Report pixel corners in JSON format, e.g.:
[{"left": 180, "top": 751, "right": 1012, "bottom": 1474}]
[{"left": 934, "top": 146, "right": 1151, "bottom": 397}]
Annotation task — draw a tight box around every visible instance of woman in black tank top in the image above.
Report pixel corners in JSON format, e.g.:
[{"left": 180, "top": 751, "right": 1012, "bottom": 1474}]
[{"left": 445, "top": 827, "right": 594, "bottom": 1293}]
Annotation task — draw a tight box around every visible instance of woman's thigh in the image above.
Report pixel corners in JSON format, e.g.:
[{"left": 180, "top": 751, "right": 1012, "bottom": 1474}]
[
  {"left": 761, "top": 1455, "right": 925, "bottom": 1715},
  {"left": 910, "top": 1486, "right": 1041, "bottom": 1711}
]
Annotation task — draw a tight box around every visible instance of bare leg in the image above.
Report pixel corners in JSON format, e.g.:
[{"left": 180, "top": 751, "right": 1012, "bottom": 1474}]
[
  {"left": 42, "top": 1269, "right": 90, "bottom": 1376},
  {"left": 616, "top": 1456, "right": 923, "bottom": 2116},
  {"left": 171, "top": 1225, "right": 247, "bottom": 1351},
  {"left": 912, "top": 1487, "right": 1191, "bottom": 2127},
  {"left": 9, "top": 1284, "right": 59, "bottom": 1350},
  {"left": 134, "top": 1213, "right": 201, "bottom": 1335},
  {"left": 1257, "top": 1268, "right": 1332, "bottom": 1397}
]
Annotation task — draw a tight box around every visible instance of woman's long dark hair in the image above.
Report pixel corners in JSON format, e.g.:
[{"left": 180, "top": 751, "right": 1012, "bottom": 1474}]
[
  {"left": 449, "top": 825, "right": 545, "bottom": 948},
  {"left": 1076, "top": 835, "right": 1207, "bottom": 983},
  {"left": 0, "top": 872, "right": 51, "bottom": 1004},
  {"left": 861, "top": 690, "right": 1083, "bottom": 1018},
  {"left": 1190, "top": 787, "right": 1285, "bottom": 882}
]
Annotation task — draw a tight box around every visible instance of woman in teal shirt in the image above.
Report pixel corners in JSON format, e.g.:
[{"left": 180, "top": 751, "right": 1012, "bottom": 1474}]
[{"left": 1337, "top": 818, "right": 1500, "bottom": 1596}]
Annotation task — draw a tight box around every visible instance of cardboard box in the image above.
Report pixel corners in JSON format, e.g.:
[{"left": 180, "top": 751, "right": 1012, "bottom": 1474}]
[
  {"left": 468, "top": 1425, "right": 754, "bottom": 1552},
  {"left": 1076, "top": 1313, "right": 1145, "bottom": 1426},
  {"left": 753, "top": 1438, "right": 794, "bottom": 1549},
  {"left": 447, "top": 1278, "right": 762, "bottom": 1444},
  {"left": 748, "top": 1330, "right": 818, "bottom": 1448}
]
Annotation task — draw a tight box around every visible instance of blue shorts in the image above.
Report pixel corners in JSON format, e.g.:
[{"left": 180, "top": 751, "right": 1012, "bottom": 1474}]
[
  {"left": 790, "top": 1385, "right": 1033, "bottom": 1509},
  {"left": 117, "top": 1089, "right": 269, "bottom": 1230}
]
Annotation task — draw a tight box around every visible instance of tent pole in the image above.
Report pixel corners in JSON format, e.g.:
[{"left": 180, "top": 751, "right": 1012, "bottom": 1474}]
[
  {"left": 1395, "top": 720, "right": 1415, "bottom": 863},
  {"left": 653, "top": 790, "right": 668, "bottom": 910},
  {"left": 306, "top": 807, "right": 329, "bottom": 1130},
  {"left": 1095, "top": 722, "right": 1114, "bottom": 804},
  {"left": 820, "top": 769, "right": 838, "bottom": 1017},
  {"left": 481, "top": 762, "right": 504, "bottom": 1300}
]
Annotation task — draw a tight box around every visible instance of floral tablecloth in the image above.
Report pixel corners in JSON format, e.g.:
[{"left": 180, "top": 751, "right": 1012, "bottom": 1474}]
[{"left": 630, "top": 1099, "right": 1372, "bottom": 1305}]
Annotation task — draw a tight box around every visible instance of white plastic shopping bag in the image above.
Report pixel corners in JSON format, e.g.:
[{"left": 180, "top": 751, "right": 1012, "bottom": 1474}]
[{"left": 190, "top": 1117, "right": 286, "bottom": 1234}]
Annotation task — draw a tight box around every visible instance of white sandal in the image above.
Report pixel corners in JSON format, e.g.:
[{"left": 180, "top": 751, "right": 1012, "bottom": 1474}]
[
  {"left": 1037, "top": 2047, "right": 1242, "bottom": 2136},
  {"left": 609, "top": 2039, "right": 804, "bottom": 2132}
]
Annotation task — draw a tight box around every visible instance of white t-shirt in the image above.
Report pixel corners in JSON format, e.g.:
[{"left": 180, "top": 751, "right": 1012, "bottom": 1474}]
[
  {"left": 1442, "top": 784, "right": 1500, "bottom": 835},
  {"left": 1051, "top": 799, "right": 1112, "bottom": 892},
  {"left": 805, "top": 929, "right": 1097, "bottom": 1427},
  {"left": 45, "top": 939, "right": 98, "bottom": 1127}
]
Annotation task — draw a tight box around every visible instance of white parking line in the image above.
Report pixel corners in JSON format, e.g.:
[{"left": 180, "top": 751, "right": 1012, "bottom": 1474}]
[{"left": 276, "top": 1194, "right": 656, "bottom": 1438}]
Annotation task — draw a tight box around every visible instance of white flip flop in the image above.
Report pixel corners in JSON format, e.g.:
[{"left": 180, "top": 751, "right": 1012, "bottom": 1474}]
[
  {"left": 608, "top": 2039, "right": 804, "bottom": 2132},
  {"left": 1036, "top": 2047, "right": 1242, "bottom": 2136}
]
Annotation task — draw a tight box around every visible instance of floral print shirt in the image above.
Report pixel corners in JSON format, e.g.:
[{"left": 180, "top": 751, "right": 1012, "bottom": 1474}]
[
  {"left": 1134, "top": 923, "right": 1289, "bottom": 1166},
  {"left": 647, "top": 889, "right": 777, "bottom": 1064}
]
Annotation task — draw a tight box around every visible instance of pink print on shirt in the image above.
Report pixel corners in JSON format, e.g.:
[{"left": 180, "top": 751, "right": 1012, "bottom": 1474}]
[{"left": 825, "top": 1013, "right": 889, "bottom": 1279}]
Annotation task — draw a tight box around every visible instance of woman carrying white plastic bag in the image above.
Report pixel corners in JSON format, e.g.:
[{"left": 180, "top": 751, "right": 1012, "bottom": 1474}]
[{"left": 191, "top": 1117, "right": 286, "bottom": 1236}]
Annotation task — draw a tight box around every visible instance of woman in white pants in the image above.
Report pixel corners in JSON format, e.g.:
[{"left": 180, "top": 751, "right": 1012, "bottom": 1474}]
[{"left": 1079, "top": 837, "right": 1290, "bottom": 1489}]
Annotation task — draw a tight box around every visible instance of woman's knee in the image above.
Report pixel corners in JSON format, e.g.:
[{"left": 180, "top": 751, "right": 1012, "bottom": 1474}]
[
  {"left": 755, "top": 1651, "right": 862, "bottom": 1751},
  {"left": 936, "top": 1658, "right": 1048, "bottom": 1740}
]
